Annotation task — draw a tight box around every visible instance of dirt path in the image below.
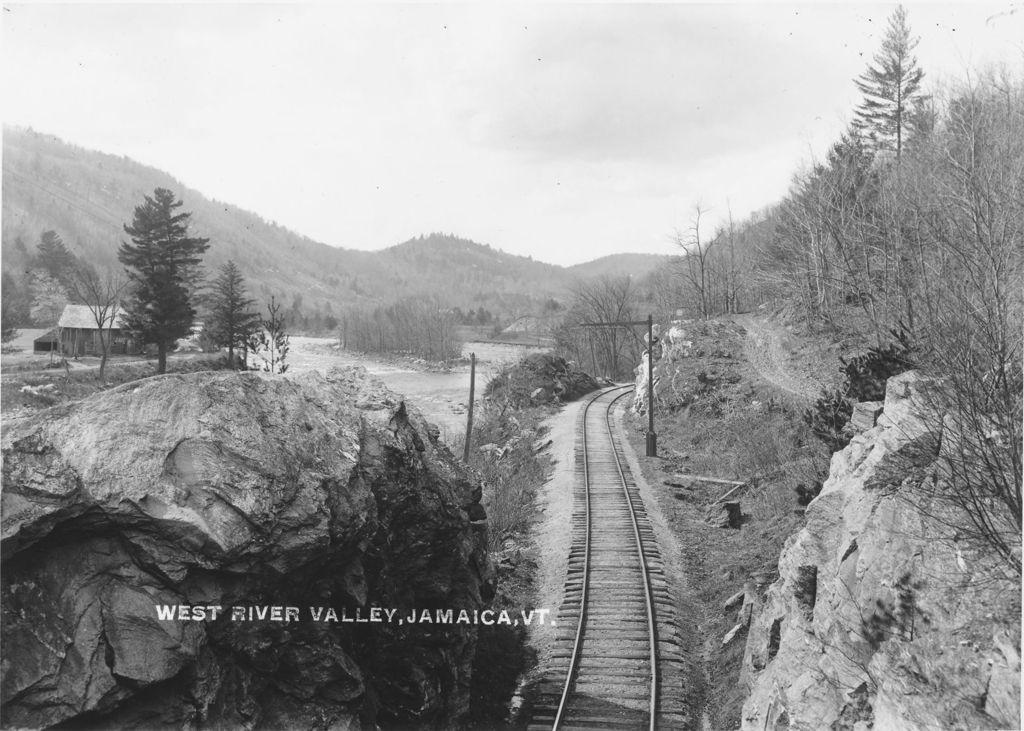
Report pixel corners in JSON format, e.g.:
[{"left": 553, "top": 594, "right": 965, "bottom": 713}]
[
  {"left": 736, "top": 315, "right": 825, "bottom": 402},
  {"left": 524, "top": 398, "right": 586, "bottom": 673}
]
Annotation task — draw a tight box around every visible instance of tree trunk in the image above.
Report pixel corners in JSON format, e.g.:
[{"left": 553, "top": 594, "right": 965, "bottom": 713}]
[
  {"left": 157, "top": 343, "right": 167, "bottom": 374},
  {"left": 98, "top": 328, "right": 109, "bottom": 382}
]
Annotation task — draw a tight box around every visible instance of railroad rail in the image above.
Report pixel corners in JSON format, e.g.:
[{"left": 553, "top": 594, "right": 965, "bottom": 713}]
[{"left": 527, "top": 385, "right": 691, "bottom": 730}]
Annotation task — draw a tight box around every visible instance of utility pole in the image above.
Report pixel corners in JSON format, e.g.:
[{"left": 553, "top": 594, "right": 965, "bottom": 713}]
[
  {"left": 463, "top": 352, "right": 476, "bottom": 463},
  {"left": 580, "top": 315, "right": 658, "bottom": 457},
  {"left": 645, "top": 314, "right": 656, "bottom": 457}
]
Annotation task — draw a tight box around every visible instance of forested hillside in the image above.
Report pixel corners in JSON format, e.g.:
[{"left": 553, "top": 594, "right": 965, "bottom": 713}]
[
  {"left": 379, "top": 234, "right": 570, "bottom": 313},
  {"left": 1, "top": 128, "right": 390, "bottom": 329},
  {"left": 650, "top": 8, "right": 1021, "bottom": 569},
  {"left": 663, "top": 13, "right": 1021, "bottom": 360},
  {"left": 1, "top": 128, "right": 667, "bottom": 334},
  {"left": 566, "top": 253, "right": 667, "bottom": 281}
]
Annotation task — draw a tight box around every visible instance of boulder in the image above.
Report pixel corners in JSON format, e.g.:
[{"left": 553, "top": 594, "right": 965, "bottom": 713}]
[
  {"left": 848, "top": 400, "right": 883, "bottom": 433},
  {"left": 1, "top": 367, "right": 493, "bottom": 729}
]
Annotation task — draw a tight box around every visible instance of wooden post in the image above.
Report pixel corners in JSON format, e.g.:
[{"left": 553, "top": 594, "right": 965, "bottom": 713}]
[
  {"left": 646, "top": 314, "right": 657, "bottom": 457},
  {"left": 579, "top": 316, "right": 658, "bottom": 456},
  {"left": 463, "top": 352, "right": 476, "bottom": 463},
  {"left": 588, "top": 331, "right": 598, "bottom": 380}
]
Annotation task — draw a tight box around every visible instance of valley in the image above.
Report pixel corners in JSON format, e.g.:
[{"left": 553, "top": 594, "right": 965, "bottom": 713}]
[{"left": 2, "top": 4, "right": 1021, "bottom": 728}]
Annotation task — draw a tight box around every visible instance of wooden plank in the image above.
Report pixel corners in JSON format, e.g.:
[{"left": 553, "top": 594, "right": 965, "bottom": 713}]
[
  {"left": 667, "top": 472, "right": 746, "bottom": 487},
  {"left": 714, "top": 482, "right": 749, "bottom": 503}
]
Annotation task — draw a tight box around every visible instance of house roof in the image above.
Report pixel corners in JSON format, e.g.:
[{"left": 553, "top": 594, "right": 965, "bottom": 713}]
[{"left": 58, "top": 304, "right": 128, "bottom": 330}]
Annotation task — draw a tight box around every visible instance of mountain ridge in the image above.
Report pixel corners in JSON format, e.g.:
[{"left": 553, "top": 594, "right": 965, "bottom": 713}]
[{"left": 2, "top": 127, "right": 669, "bottom": 326}]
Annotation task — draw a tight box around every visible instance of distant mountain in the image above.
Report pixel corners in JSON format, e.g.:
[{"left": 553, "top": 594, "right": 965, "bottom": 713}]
[
  {"left": 567, "top": 253, "right": 670, "bottom": 281},
  {"left": 378, "top": 234, "right": 569, "bottom": 311},
  {"left": 2, "top": 128, "right": 387, "bottom": 320},
  {"left": 1, "top": 127, "right": 668, "bottom": 328}
]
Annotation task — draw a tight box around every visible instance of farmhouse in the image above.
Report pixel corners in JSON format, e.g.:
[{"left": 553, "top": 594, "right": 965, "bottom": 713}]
[{"left": 57, "top": 304, "right": 140, "bottom": 357}]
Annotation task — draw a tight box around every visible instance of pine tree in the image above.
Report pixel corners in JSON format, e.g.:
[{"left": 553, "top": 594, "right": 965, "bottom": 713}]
[
  {"left": 36, "top": 230, "right": 78, "bottom": 287},
  {"left": 206, "top": 260, "right": 260, "bottom": 368},
  {"left": 118, "top": 188, "right": 209, "bottom": 373},
  {"left": 248, "top": 296, "right": 290, "bottom": 374},
  {"left": 853, "top": 5, "right": 925, "bottom": 162},
  {"left": 1, "top": 272, "right": 24, "bottom": 343}
]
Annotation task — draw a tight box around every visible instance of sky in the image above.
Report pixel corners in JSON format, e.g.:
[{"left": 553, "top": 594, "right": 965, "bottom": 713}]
[{"left": 3, "top": 3, "right": 1023, "bottom": 266}]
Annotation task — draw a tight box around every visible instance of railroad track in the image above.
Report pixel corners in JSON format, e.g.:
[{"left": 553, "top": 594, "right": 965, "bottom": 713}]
[{"left": 527, "top": 386, "right": 692, "bottom": 730}]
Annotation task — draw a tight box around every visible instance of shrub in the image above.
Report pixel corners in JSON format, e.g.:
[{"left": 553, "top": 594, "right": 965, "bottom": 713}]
[
  {"left": 805, "top": 330, "right": 915, "bottom": 451},
  {"left": 841, "top": 328, "right": 916, "bottom": 402},
  {"left": 803, "top": 387, "right": 854, "bottom": 452},
  {"left": 794, "top": 481, "right": 823, "bottom": 507},
  {"left": 453, "top": 407, "right": 548, "bottom": 553}
]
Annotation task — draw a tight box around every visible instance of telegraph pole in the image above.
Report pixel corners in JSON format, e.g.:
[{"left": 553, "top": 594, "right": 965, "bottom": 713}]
[
  {"left": 580, "top": 315, "right": 658, "bottom": 457},
  {"left": 463, "top": 352, "right": 476, "bottom": 463},
  {"left": 645, "top": 314, "right": 656, "bottom": 457}
]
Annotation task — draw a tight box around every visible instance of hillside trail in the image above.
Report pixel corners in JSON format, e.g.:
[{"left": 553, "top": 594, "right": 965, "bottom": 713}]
[{"left": 734, "top": 314, "right": 827, "bottom": 403}]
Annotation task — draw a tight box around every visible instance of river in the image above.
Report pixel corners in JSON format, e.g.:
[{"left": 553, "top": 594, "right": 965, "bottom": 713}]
[{"left": 288, "top": 337, "right": 551, "bottom": 441}]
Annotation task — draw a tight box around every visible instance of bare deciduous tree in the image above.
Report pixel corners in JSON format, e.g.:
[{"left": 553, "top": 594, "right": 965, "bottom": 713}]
[
  {"left": 675, "top": 205, "right": 716, "bottom": 320},
  {"left": 341, "top": 295, "right": 461, "bottom": 361},
  {"left": 553, "top": 275, "right": 642, "bottom": 380},
  {"left": 68, "top": 268, "right": 127, "bottom": 382}
]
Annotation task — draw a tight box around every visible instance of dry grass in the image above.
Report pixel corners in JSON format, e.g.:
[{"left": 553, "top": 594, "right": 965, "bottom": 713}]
[
  {"left": 629, "top": 400, "right": 822, "bottom": 728},
  {"left": 666, "top": 399, "right": 828, "bottom": 523},
  {"left": 454, "top": 402, "right": 554, "bottom": 727},
  {"left": 451, "top": 405, "right": 552, "bottom": 553}
]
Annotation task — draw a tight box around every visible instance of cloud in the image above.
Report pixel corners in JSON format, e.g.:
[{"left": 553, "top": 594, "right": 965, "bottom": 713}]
[{"left": 445, "top": 5, "right": 835, "bottom": 167}]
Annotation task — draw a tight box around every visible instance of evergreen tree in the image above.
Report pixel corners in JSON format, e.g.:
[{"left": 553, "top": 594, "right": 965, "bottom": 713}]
[
  {"left": 853, "top": 5, "right": 925, "bottom": 162},
  {"left": 248, "top": 295, "right": 290, "bottom": 374},
  {"left": 118, "top": 188, "right": 210, "bottom": 373},
  {"left": 36, "top": 230, "right": 79, "bottom": 289},
  {"left": 1, "top": 272, "right": 24, "bottom": 343},
  {"left": 206, "top": 260, "right": 260, "bottom": 367}
]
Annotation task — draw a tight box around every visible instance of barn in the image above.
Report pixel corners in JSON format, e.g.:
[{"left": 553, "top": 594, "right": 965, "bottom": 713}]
[{"left": 57, "top": 305, "right": 140, "bottom": 357}]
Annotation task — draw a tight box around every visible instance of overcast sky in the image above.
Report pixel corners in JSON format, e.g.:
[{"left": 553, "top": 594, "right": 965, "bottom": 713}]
[{"left": 3, "top": 3, "right": 1022, "bottom": 266}]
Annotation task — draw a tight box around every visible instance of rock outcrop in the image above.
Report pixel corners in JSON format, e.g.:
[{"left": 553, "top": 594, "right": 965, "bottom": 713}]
[
  {"left": 2, "top": 367, "right": 493, "bottom": 729},
  {"left": 632, "top": 319, "right": 742, "bottom": 415},
  {"left": 484, "top": 353, "right": 598, "bottom": 408},
  {"left": 741, "top": 371, "right": 1020, "bottom": 730}
]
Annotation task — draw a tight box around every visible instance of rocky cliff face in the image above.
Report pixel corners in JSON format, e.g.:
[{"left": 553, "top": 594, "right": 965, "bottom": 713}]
[
  {"left": 632, "top": 319, "right": 741, "bottom": 415},
  {"left": 741, "top": 371, "right": 1020, "bottom": 730},
  {"left": 1, "top": 367, "right": 493, "bottom": 729}
]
